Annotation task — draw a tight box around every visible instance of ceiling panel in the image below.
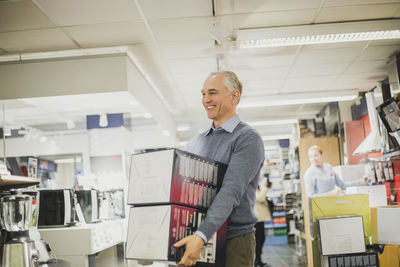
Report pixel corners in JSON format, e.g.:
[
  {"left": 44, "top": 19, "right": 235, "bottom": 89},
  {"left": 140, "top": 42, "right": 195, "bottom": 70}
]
[
  {"left": 35, "top": 0, "right": 142, "bottom": 26},
  {"left": 315, "top": 4, "right": 400, "bottom": 23},
  {"left": 235, "top": 67, "right": 290, "bottom": 80},
  {"left": 295, "top": 47, "right": 362, "bottom": 65},
  {"left": 333, "top": 73, "right": 387, "bottom": 84},
  {"left": 0, "top": 0, "right": 55, "bottom": 32},
  {"left": 357, "top": 44, "right": 400, "bottom": 61},
  {"left": 344, "top": 60, "right": 388, "bottom": 74},
  {"left": 139, "top": 0, "right": 212, "bottom": 19},
  {"left": 324, "top": 0, "right": 400, "bottom": 7},
  {"left": 218, "top": 0, "right": 321, "bottom": 14},
  {"left": 167, "top": 58, "right": 216, "bottom": 74},
  {"left": 158, "top": 40, "right": 216, "bottom": 59},
  {"left": 64, "top": 21, "right": 152, "bottom": 47},
  {"left": 231, "top": 9, "right": 316, "bottom": 29},
  {"left": 0, "top": 29, "right": 77, "bottom": 53},
  {"left": 289, "top": 63, "right": 346, "bottom": 78},
  {"left": 242, "top": 79, "right": 284, "bottom": 91},
  {"left": 282, "top": 76, "right": 338, "bottom": 92},
  {"left": 150, "top": 17, "right": 214, "bottom": 42}
]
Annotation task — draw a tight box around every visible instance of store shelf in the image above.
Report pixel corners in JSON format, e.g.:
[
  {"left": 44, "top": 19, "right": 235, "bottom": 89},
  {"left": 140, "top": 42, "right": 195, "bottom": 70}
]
[{"left": 0, "top": 175, "right": 40, "bottom": 189}]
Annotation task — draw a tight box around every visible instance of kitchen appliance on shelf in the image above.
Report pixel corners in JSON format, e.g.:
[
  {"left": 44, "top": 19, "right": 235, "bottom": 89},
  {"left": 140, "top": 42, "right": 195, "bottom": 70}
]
[
  {"left": 75, "top": 189, "right": 101, "bottom": 223},
  {"left": 0, "top": 190, "right": 39, "bottom": 267},
  {"left": 38, "top": 189, "right": 76, "bottom": 228}
]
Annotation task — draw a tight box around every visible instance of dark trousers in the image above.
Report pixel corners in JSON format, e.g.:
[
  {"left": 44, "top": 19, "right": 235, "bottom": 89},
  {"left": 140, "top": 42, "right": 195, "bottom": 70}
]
[
  {"left": 225, "top": 232, "right": 255, "bottom": 267},
  {"left": 254, "top": 222, "right": 265, "bottom": 261}
]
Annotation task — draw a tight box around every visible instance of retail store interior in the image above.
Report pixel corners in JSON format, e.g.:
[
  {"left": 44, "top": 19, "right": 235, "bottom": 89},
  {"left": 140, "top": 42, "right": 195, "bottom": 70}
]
[{"left": 1, "top": 0, "right": 400, "bottom": 267}]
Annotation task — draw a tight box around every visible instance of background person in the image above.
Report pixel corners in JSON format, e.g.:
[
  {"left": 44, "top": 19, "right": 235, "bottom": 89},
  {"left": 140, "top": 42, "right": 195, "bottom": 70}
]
[
  {"left": 304, "top": 145, "right": 366, "bottom": 198},
  {"left": 254, "top": 178, "right": 271, "bottom": 267},
  {"left": 173, "top": 71, "right": 265, "bottom": 267}
]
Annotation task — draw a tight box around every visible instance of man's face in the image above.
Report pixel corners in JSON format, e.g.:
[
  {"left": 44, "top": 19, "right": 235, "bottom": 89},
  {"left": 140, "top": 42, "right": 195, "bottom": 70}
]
[
  {"left": 308, "top": 149, "right": 323, "bottom": 167},
  {"left": 201, "top": 74, "right": 239, "bottom": 127}
]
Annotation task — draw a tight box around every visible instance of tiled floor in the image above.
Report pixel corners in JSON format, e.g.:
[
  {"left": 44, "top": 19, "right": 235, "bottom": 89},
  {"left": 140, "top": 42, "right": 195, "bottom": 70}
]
[{"left": 260, "top": 243, "right": 304, "bottom": 267}]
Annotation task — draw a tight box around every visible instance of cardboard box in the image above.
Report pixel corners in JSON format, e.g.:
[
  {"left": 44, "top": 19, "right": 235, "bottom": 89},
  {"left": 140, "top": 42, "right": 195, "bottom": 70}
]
[
  {"left": 332, "top": 164, "right": 365, "bottom": 183},
  {"left": 127, "top": 149, "right": 227, "bottom": 209},
  {"left": 317, "top": 216, "right": 365, "bottom": 256},
  {"left": 378, "top": 245, "right": 399, "bottom": 267},
  {"left": 311, "top": 194, "right": 371, "bottom": 240},
  {"left": 345, "top": 185, "right": 387, "bottom": 207},
  {"left": 371, "top": 205, "right": 400, "bottom": 245},
  {"left": 126, "top": 205, "right": 226, "bottom": 266}
]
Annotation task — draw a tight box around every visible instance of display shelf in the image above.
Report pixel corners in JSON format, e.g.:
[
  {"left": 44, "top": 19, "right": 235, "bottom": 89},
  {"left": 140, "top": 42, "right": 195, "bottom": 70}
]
[
  {"left": 272, "top": 211, "right": 286, "bottom": 216},
  {"left": 0, "top": 175, "right": 40, "bottom": 189}
]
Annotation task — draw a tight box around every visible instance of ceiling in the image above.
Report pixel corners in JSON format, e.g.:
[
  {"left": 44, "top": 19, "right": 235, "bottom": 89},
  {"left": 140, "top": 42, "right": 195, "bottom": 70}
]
[{"left": 0, "top": 0, "right": 400, "bottom": 148}]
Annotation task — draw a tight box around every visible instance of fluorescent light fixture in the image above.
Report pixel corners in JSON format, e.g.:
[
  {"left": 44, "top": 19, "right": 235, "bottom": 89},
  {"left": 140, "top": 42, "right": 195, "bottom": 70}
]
[
  {"left": 262, "top": 134, "right": 292, "bottom": 141},
  {"left": 143, "top": 112, "right": 152, "bottom": 119},
  {"left": 0, "top": 54, "right": 20, "bottom": 62},
  {"left": 248, "top": 119, "right": 298, "bottom": 126},
  {"left": 55, "top": 158, "right": 82, "bottom": 164},
  {"left": 177, "top": 124, "right": 191, "bottom": 132},
  {"left": 20, "top": 46, "right": 127, "bottom": 60},
  {"left": 66, "top": 120, "right": 76, "bottom": 129},
  {"left": 237, "top": 19, "right": 400, "bottom": 49},
  {"left": 238, "top": 90, "right": 358, "bottom": 108}
]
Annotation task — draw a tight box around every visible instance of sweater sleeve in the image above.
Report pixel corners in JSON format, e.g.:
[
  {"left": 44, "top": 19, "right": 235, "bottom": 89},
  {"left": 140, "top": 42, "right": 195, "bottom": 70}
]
[{"left": 304, "top": 168, "right": 317, "bottom": 198}]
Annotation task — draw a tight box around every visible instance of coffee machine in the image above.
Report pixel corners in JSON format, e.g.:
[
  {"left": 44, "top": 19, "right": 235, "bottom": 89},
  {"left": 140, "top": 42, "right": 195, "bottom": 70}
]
[{"left": 0, "top": 190, "right": 39, "bottom": 267}]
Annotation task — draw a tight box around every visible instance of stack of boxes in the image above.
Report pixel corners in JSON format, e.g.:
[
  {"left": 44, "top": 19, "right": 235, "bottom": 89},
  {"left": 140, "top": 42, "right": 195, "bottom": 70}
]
[{"left": 125, "top": 149, "right": 227, "bottom": 266}]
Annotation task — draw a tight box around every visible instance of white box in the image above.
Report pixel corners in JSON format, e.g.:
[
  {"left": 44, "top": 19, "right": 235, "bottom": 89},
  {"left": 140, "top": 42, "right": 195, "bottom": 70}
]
[
  {"left": 317, "top": 216, "right": 365, "bottom": 256},
  {"left": 126, "top": 205, "right": 226, "bottom": 266},
  {"left": 127, "top": 149, "right": 226, "bottom": 208},
  {"left": 345, "top": 185, "right": 387, "bottom": 207},
  {"left": 332, "top": 164, "right": 365, "bottom": 183},
  {"left": 371, "top": 205, "right": 400, "bottom": 245}
]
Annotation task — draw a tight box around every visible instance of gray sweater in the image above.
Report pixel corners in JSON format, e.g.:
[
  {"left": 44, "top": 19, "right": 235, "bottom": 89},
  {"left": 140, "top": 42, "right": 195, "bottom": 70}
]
[{"left": 185, "top": 115, "right": 264, "bottom": 241}]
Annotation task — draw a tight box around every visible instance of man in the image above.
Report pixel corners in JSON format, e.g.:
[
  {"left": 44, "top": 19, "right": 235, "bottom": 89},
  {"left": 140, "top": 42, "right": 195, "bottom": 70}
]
[
  {"left": 173, "top": 71, "right": 265, "bottom": 267},
  {"left": 305, "top": 145, "right": 366, "bottom": 198}
]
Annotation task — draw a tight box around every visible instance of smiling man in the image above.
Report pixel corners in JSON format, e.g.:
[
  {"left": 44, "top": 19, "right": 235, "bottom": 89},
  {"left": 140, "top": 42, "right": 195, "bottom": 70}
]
[{"left": 173, "top": 71, "right": 265, "bottom": 267}]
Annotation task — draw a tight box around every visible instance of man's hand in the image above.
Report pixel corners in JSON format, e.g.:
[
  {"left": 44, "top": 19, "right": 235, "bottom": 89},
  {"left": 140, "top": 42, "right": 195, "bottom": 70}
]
[{"left": 173, "top": 234, "right": 204, "bottom": 266}]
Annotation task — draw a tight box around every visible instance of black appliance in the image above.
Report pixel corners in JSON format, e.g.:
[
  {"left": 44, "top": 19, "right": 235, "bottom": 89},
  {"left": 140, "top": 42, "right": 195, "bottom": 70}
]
[{"left": 38, "top": 189, "right": 76, "bottom": 228}]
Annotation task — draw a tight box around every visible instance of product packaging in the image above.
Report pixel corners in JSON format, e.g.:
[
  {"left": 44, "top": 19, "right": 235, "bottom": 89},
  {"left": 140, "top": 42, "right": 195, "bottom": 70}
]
[
  {"left": 127, "top": 149, "right": 227, "bottom": 209},
  {"left": 126, "top": 205, "right": 226, "bottom": 266}
]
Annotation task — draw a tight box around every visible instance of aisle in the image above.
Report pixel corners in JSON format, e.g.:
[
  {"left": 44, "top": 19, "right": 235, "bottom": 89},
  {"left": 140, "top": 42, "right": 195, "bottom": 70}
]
[{"left": 261, "top": 244, "right": 302, "bottom": 267}]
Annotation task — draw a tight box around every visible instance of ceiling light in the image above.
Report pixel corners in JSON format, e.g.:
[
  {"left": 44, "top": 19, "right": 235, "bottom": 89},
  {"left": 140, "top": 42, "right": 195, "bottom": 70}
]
[
  {"left": 262, "top": 134, "right": 292, "bottom": 141},
  {"left": 143, "top": 112, "right": 152, "bottom": 119},
  {"left": 54, "top": 158, "right": 82, "bottom": 164},
  {"left": 177, "top": 124, "right": 191, "bottom": 132},
  {"left": 66, "top": 120, "right": 76, "bottom": 129},
  {"left": 248, "top": 119, "right": 298, "bottom": 126},
  {"left": 99, "top": 114, "right": 108, "bottom": 127},
  {"left": 163, "top": 130, "right": 171, "bottom": 137},
  {"left": 238, "top": 90, "right": 358, "bottom": 108},
  {"left": 237, "top": 19, "right": 400, "bottom": 49}
]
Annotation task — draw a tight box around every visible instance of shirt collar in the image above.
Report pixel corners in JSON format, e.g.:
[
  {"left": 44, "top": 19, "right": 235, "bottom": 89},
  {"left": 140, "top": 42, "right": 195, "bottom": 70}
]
[{"left": 205, "top": 114, "right": 240, "bottom": 136}]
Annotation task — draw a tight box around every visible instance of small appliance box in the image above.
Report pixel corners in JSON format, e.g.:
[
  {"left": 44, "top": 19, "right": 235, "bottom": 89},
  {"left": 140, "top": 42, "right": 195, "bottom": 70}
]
[
  {"left": 345, "top": 185, "right": 387, "bottom": 207},
  {"left": 126, "top": 205, "right": 227, "bottom": 266},
  {"left": 127, "top": 149, "right": 227, "bottom": 209},
  {"left": 371, "top": 205, "right": 400, "bottom": 245},
  {"left": 311, "top": 194, "right": 371, "bottom": 240},
  {"left": 316, "top": 216, "right": 365, "bottom": 256}
]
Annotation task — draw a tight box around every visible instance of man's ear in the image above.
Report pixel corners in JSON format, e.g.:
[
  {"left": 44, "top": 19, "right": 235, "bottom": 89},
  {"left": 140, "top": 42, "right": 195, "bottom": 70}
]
[{"left": 232, "top": 90, "right": 240, "bottom": 104}]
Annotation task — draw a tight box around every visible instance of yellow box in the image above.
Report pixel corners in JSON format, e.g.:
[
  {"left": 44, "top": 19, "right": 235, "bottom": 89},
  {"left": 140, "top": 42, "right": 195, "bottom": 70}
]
[
  {"left": 371, "top": 205, "right": 400, "bottom": 245},
  {"left": 311, "top": 194, "right": 371, "bottom": 239},
  {"left": 379, "top": 245, "right": 399, "bottom": 267}
]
